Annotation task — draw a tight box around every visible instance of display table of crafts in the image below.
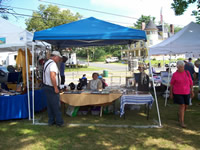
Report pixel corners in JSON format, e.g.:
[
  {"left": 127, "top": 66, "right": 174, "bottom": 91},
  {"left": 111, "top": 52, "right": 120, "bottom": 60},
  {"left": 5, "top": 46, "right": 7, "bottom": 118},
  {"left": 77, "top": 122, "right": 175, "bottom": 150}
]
[
  {"left": 60, "top": 90, "right": 122, "bottom": 117},
  {"left": 0, "top": 89, "right": 47, "bottom": 120},
  {"left": 60, "top": 91, "right": 122, "bottom": 106}
]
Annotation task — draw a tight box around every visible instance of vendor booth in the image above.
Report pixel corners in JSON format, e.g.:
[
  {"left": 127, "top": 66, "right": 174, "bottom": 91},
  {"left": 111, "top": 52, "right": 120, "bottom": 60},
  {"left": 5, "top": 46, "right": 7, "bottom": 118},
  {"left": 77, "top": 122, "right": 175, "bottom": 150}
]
[
  {"left": 0, "top": 17, "right": 49, "bottom": 120},
  {"left": 149, "top": 22, "right": 200, "bottom": 106},
  {"left": 33, "top": 17, "right": 162, "bottom": 127}
]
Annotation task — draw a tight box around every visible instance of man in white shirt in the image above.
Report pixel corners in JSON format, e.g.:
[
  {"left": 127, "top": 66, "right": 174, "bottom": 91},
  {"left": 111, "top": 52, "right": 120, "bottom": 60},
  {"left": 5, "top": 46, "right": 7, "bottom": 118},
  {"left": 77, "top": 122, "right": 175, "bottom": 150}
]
[{"left": 43, "top": 51, "right": 64, "bottom": 126}]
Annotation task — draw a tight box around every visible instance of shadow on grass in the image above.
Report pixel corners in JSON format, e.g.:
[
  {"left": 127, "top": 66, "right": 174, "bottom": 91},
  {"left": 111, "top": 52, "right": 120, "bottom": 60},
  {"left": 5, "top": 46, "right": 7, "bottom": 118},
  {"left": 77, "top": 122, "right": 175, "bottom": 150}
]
[{"left": 0, "top": 96, "right": 200, "bottom": 150}]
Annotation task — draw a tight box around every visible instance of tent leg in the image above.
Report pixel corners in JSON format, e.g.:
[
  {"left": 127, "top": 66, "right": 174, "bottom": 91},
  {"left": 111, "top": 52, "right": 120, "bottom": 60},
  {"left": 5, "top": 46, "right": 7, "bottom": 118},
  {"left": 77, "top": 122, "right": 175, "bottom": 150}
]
[
  {"left": 32, "top": 43, "right": 35, "bottom": 124},
  {"left": 164, "top": 53, "right": 172, "bottom": 106},
  {"left": 148, "top": 54, "right": 162, "bottom": 127},
  {"left": 25, "top": 45, "right": 31, "bottom": 120}
]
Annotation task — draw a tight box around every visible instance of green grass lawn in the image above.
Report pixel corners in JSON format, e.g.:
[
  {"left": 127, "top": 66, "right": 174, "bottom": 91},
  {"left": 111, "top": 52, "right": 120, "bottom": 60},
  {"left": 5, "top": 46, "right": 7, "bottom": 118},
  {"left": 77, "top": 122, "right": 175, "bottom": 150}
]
[{"left": 0, "top": 93, "right": 200, "bottom": 150}]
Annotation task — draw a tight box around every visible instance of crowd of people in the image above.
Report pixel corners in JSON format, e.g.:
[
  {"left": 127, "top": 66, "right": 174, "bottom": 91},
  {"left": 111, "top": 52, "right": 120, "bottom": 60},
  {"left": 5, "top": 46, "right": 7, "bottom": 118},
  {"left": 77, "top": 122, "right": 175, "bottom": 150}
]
[{"left": 42, "top": 50, "right": 198, "bottom": 128}]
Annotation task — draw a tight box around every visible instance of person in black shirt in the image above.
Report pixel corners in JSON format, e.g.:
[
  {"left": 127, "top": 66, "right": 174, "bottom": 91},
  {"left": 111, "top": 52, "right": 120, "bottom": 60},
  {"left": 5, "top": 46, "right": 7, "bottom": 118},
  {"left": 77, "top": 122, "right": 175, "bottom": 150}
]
[{"left": 135, "top": 65, "right": 149, "bottom": 92}]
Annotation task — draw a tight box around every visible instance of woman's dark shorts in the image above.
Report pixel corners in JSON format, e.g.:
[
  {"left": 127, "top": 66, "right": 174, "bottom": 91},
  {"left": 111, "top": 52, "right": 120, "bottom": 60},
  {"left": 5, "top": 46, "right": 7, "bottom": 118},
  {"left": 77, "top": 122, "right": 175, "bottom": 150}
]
[{"left": 173, "top": 94, "right": 190, "bottom": 105}]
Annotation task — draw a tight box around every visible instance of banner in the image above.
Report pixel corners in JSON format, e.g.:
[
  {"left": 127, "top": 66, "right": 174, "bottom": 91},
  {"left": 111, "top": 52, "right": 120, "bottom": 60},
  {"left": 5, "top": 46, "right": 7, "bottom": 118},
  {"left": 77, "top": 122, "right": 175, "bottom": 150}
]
[{"left": 0, "top": 37, "right": 6, "bottom": 44}]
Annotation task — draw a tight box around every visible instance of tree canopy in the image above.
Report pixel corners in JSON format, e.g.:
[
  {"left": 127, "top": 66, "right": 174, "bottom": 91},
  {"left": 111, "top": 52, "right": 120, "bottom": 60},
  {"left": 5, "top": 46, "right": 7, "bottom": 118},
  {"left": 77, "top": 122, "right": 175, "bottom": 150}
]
[
  {"left": 76, "top": 45, "right": 126, "bottom": 61},
  {"left": 171, "top": 0, "right": 200, "bottom": 23},
  {"left": 0, "top": 0, "right": 12, "bottom": 19},
  {"left": 134, "top": 15, "right": 155, "bottom": 29},
  {"left": 25, "top": 4, "right": 82, "bottom": 32}
]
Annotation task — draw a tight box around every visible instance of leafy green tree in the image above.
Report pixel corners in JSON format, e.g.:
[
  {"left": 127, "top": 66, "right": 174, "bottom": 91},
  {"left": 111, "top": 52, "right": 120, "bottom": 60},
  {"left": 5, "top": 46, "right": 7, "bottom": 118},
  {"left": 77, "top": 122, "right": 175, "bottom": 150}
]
[
  {"left": 164, "top": 23, "right": 182, "bottom": 33},
  {"left": 171, "top": 0, "right": 197, "bottom": 15},
  {"left": 174, "top": 26, "right": 182, "bottom": 33},
  {"left": 25, "top": 4, "right": 82, "bottom": 31},
  {"left": 171, "top": 0, "right": 200, "bottom": 23},
  {"left": 76, "top": 45, "right": 126, "bottom": 61},
  {"left": 192, "top": 3, "right": 200, "bottom": 24},
  {"left": 93, "top": 47, "right": 106, "bottom": 61},
  {"left": 134, "top": 15, "right": 155, "bottom": 29},
  {"left": 0, "top": 0, "right": 12, "bottom": 19}
]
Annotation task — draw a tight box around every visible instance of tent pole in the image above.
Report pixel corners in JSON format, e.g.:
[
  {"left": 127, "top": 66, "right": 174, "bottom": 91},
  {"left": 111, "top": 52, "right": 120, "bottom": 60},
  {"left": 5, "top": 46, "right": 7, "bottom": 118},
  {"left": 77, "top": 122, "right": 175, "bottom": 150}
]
[
  {"left": 25, "top": 45, "right": 31, "bottom": 120},
  {"left": 148, "top": 52, "right": 162, "bottom": 127},
  {"left": 164, "top": 53, "right": 172, "bottom": 106},
  {"left": 32, "top": 42, "right": 35, "bottom": 124},
  {"left": 163, "top": 55, "right": 165, "bottom": 71}
]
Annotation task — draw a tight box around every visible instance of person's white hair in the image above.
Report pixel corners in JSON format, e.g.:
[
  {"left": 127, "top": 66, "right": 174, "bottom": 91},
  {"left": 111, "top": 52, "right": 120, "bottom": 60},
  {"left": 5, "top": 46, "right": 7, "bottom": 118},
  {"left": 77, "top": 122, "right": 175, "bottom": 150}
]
[{"left": 176, "top": 60, "right": 185, "bottom": 67}]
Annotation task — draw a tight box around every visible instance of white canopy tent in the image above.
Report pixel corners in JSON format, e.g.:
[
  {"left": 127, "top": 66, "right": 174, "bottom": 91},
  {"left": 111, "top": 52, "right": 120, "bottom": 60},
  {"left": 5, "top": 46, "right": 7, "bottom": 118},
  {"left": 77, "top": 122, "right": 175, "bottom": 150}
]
[
  {"left": 149, "top": 22, "right": 200, "bottom": 55},
  {"left": 0, "top": 17, "right": 50, "bottom": 120},
  {"left": 149, "top": 22, "right": 200, "bottom": 106},
  {"left": 0, "top": 17, "right": 33, "bottom": 51},
  {"left": 0, "top": 18, "right": 49, "bottom": 51}
]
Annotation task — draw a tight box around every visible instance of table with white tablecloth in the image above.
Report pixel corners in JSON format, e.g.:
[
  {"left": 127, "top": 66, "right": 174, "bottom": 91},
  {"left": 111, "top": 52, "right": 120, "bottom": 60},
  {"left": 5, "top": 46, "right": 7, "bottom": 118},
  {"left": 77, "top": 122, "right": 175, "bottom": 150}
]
[{"left": 120, "top": 92, "right": 154, "bottom": 119}]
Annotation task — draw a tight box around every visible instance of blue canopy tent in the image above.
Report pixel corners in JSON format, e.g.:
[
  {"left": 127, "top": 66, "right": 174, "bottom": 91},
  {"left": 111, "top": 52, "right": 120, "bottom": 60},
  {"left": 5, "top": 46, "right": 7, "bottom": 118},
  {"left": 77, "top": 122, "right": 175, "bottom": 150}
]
[
  {"left": 32, "top": 17, "right": 161, "bottom": 128},
  {"left": 33, "top": 17, "right": 147, "bottom": 47}
]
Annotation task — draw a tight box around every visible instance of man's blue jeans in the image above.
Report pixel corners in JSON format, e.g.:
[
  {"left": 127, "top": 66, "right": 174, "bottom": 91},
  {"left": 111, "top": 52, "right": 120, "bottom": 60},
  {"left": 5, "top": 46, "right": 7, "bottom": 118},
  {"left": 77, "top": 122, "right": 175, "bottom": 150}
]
[{"left": 43, "top": 85, "right": 64, "bottom": 125}]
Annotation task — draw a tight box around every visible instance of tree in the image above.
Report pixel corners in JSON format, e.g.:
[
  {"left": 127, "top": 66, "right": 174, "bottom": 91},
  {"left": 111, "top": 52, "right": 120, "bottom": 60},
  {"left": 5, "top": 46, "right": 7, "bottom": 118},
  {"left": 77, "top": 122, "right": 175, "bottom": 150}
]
[
  {"left": 192, "top": 3, "right": 200, "bottom": 23},
  {"left": 76, "top": 45, "right": 126, "bottom": 61},
  {"left": 25, "top": 4, "right": 82, "bottom": 32},
  {"left": 134, "top": 15, "right": 156, "bottom": 29},
  {"left": 174, "top": 26, "right": 182, "bottom": 33},
  {"left": 171, "top": 0, "right": 200, "bottom": 23},
  {"left": 0, "top": 0, "right": 13, "bottom": 19}
]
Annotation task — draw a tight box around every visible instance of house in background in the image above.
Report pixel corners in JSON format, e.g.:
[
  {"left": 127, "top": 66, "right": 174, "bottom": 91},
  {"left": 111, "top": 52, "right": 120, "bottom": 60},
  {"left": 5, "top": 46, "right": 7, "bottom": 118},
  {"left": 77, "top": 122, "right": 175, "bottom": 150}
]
[{"left": 121, "top": 20, "right": 184, "bottom": 66}]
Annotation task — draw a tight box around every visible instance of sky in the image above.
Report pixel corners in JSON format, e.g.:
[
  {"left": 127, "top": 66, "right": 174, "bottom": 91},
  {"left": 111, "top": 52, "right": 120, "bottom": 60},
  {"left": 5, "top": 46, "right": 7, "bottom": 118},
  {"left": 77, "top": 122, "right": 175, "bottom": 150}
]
[{"left": 2, "top": 0, "right": 198, "bottom": 29}]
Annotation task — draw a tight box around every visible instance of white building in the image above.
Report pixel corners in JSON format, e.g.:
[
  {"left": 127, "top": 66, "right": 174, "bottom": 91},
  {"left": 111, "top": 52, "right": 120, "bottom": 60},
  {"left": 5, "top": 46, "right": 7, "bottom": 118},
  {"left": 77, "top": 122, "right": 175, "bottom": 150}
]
[{"left": 121, "top": 21, "right": 185, "bottom": 63}]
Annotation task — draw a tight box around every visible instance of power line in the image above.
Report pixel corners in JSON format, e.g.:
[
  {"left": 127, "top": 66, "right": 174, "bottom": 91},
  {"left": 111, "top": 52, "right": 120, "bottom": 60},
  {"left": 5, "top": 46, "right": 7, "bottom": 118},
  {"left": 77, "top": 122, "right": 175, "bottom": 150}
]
[
  {"left": 1, "top": 4, "right": 139, "bottom": 25},
  {"left": 4, "top": 11, "right": 135, "bottom": 26},
  {"left": 2, "top": 4, "right": 185, "bottom": 27},
  {"left": 38, "top": 0, "right": 186, "bottom": 27},
  {"left": 2, "top": 5, "right": 135, "bottom": 25},
  {"left": 1, "top": 5, "right": 37, "bottom": 12},
  {"left": 1, "top": 4, "right": 138, "bottom": 23},
  {"left": 39, "top": 0, "right": 139, "bottom": 20},
  {"left": 5, "top": 12, "right": 77, "bottom": 21}
]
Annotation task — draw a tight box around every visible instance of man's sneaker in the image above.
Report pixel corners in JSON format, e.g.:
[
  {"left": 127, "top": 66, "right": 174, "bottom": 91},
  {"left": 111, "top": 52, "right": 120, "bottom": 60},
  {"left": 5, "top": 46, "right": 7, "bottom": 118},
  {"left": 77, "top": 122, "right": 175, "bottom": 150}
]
[
  {"left": 56, "top": 123, "right": 65, "bottom": 127},
  {"left": 48, "top": 122, "right": 56, "bottom": 126}
]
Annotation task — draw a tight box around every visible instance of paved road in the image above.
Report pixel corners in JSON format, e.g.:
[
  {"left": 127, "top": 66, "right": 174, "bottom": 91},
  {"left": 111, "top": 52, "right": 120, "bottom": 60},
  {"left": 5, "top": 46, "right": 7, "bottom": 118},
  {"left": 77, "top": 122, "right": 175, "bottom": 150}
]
[
  {"left": 88, "top": 62, "right": 127, "bottom": 71},
  {"left": 65, "top": 62, "right": 177, "bottom": 85},
  {"left": 89, "top": 62, "right": 177, "bottom": 72}
]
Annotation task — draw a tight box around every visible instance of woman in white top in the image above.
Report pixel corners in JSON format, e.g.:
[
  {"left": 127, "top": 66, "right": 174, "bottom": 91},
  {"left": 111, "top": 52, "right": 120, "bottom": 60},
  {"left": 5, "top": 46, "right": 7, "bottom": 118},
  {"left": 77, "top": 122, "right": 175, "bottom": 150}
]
[{"left": 87, "top": 72, "right": 102, "bottom": 90}]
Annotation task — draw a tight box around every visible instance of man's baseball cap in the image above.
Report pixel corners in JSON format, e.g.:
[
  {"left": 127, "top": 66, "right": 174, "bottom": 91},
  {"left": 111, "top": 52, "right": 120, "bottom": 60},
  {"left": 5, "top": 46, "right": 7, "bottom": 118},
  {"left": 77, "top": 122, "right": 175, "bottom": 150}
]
[{"left": 52, "top": 51, "right": 62, "bottom": 57}]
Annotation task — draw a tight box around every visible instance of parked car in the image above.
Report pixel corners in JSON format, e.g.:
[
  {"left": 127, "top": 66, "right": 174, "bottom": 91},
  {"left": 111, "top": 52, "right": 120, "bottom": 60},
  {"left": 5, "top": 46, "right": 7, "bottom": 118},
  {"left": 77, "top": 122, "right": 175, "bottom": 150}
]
[
  {"left": 165, "top": 62, "right": 176, "bottom": 67},
  {"left": 105, "top": 57, "right": 119, "bottom": 63}
]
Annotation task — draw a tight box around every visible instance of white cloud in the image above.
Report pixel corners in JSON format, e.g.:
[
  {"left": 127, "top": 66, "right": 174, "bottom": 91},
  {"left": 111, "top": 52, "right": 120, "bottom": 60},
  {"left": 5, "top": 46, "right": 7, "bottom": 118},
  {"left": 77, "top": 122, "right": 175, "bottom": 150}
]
[{"left": 90, "top": 0, "right": 196, "bottom": 26}]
